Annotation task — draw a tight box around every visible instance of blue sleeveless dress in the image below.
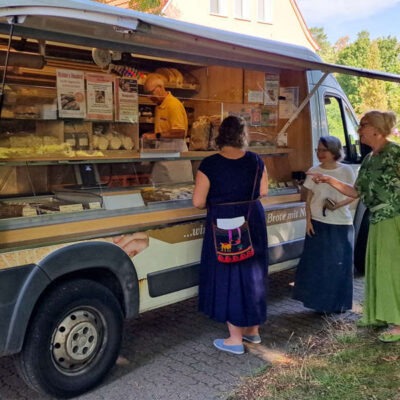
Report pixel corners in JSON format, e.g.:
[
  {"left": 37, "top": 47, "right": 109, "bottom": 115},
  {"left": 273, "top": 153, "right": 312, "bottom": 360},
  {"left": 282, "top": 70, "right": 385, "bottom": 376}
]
[{"left": 198, "top": 151, "right": 268, "bottom": 327}]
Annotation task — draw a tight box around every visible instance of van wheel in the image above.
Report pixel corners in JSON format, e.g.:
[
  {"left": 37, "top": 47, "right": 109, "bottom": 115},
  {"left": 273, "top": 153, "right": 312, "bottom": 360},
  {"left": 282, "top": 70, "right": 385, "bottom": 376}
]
[
  {"left": 14, "top": 279, "right": 123, "bottom": 398},
  {"left": 354, "top": 214, "right": 369, "bottom": 275}
]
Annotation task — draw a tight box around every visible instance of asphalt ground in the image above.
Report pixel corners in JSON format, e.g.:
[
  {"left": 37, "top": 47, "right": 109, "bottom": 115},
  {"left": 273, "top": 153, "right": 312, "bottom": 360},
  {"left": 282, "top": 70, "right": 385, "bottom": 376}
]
[{"left": 0, "top": 269, "right": 364, "bottom": 400}]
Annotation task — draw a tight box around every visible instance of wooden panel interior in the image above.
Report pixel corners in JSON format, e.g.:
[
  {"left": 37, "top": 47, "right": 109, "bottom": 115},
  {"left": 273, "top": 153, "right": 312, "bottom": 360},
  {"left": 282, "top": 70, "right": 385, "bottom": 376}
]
[
  {"left": 244, "top": 70, "right": 265, "bottom": 103},
  {"left": 0, "top": 166, "right": 49, "bottom": 196},
  {"left": 278, "top": 69, "right": 312, "bottom": 174}
]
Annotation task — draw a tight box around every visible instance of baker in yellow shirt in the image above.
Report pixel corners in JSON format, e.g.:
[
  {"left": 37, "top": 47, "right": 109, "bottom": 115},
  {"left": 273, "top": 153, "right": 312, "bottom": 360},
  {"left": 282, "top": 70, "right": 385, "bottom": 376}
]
[{"left": 143, "top": 73, "right": 193, "bottom": 183}]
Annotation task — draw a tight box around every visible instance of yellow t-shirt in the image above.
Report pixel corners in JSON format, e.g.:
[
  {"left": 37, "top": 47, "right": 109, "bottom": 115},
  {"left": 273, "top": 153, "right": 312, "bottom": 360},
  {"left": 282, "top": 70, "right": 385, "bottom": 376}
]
[{"left": 154, "top": 92, "right": 188, "bottom": 136}]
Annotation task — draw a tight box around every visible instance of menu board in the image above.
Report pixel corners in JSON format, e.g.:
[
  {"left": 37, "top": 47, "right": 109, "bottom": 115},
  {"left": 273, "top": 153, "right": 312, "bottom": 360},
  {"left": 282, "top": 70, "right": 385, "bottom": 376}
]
[
  {"left": 86, "top": 73, "right": 114, "bottom": 120},
  {"left": 114, "top": 78, "right": 139, "bottom": 123},
  {"left": 56, "top": 69, "right": 86, "bottom": 118}
]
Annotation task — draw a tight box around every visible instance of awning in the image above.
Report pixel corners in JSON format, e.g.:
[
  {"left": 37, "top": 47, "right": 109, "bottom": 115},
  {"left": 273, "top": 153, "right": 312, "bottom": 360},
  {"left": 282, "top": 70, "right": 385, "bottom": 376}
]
[{"left": 0, "top": 0, "right": 400, "bottom": 83}]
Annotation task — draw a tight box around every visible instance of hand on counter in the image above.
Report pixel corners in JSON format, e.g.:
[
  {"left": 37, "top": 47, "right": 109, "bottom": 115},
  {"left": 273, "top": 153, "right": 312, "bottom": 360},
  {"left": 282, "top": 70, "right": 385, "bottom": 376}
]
[{"left": 113, "top": 232, "right": 149, "bottom": 257}]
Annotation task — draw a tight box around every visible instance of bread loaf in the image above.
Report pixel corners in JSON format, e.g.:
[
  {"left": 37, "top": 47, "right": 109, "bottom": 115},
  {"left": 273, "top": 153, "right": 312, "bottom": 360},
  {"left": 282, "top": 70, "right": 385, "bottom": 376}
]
[
  {"left": 97, "top": 136, "right": 109, "bottom": 150},
  {"left": 121, "top": 136, "right": 134, "bottom": 150},
  {"left": 169, "top": 68, "right": 183, "bottom": 86},
  {"left": 189, "top": 117, "right": 211, "bottom": 151},
  {"left": 109, "top": 136, "right": 122, "bottom": 150}
]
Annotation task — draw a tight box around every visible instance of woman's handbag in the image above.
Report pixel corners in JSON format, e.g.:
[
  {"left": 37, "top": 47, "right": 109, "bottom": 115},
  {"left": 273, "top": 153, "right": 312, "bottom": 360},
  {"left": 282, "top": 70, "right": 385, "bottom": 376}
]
[{"left": 212, "top": 163, "right": 259, "bottom": 264}]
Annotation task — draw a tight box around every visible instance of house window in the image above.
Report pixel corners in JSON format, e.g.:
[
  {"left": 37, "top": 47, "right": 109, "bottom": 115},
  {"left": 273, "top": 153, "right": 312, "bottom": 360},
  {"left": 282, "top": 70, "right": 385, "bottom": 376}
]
[
  {"left": 210, "top": 0, "right": 228, "bottom": 16},
  {"left": 258, "top": 0, "right": 273, "bottom": 23},
  {"left": 234, "top": 0, "right": 251, "bottom": 20}
]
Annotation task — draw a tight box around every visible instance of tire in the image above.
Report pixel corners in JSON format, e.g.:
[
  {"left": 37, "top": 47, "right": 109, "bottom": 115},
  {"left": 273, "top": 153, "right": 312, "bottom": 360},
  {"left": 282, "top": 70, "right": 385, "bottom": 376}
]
[
  {"left": 14, "top": 279, "right": 123, "bottom": 398},
  {"left": 354, "top": 213, "right": 369, "bottom": 275}
]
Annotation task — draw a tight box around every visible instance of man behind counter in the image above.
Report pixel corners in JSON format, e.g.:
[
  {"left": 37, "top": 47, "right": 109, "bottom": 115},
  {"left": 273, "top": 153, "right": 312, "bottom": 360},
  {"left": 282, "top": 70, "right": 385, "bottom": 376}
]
[{"left": 142, "top": 73, "right": 193, "bottom": 183}]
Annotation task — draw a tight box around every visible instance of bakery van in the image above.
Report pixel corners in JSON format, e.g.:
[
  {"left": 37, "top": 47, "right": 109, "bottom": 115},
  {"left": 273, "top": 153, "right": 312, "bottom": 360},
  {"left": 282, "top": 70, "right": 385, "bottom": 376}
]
[{"left": 0, "top": 1, "right": 399, "bottom": 397}]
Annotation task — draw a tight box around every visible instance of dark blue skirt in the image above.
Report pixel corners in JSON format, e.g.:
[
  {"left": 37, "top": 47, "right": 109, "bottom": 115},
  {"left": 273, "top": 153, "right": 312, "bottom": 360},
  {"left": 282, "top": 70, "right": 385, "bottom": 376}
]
[
  {"left": 198, "top": 201, "right": 268, "bottom": 327},
  {"left": 292, "top": 219, "right": 354, "bottom": 313}
]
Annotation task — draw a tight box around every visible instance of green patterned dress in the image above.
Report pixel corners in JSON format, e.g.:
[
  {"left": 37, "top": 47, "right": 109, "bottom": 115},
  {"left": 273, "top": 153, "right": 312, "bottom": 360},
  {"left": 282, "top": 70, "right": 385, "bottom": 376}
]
[{"left": 355, "top": 142, "right": 400, "bottom": 325}]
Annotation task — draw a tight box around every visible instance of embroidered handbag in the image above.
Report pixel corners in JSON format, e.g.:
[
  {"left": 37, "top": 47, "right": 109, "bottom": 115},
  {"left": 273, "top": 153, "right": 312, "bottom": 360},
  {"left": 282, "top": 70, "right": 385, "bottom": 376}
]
[{"left": 212, "top": 162, "right": 259, "bottom": 264}]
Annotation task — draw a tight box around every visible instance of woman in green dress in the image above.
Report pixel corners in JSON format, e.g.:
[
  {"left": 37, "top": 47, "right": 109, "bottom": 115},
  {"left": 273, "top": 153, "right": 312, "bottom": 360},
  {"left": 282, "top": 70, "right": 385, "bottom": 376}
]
[{"left": 308, "top": 110, "right": 400, "bottom": 343}]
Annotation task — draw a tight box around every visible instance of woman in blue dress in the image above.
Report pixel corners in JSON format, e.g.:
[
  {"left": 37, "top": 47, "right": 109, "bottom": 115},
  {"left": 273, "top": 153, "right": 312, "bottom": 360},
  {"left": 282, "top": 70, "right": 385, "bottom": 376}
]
[{"left": 192, "top": 116, "right": 269, "bottom": 355}]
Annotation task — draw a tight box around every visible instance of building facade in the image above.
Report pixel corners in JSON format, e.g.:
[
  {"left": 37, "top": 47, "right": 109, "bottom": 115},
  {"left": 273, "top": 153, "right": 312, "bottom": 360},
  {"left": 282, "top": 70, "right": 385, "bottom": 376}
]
[{"left": 104, "top": 0, "right": 319, "bottom": 51}]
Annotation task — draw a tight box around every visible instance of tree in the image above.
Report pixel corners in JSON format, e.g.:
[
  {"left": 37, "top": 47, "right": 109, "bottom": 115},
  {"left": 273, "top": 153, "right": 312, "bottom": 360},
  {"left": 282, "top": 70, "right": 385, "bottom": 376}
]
[
  {"left": 128, "top": 0, "right": 166, "bottom": 14},
  {"left": 336, "top": 31, "right": 371, "bottom": 114},
  {"left": 309, "top": 27, "right": 336, "bottom": 63},
  {"left": 358, "top": 40, "right": 388, "bottom": 113},
  {"left": 376, "top": 36, "right": 400, "bottom": 116}
]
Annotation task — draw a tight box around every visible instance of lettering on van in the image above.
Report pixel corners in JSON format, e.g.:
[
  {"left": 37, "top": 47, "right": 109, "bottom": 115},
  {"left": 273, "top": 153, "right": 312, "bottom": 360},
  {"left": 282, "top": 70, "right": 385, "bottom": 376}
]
[
  {"left": 148, "top": 221, "right": 205, "bottom": 244},
  {"left": 265, "top": 206, "right": 306, "bottom": 226}
]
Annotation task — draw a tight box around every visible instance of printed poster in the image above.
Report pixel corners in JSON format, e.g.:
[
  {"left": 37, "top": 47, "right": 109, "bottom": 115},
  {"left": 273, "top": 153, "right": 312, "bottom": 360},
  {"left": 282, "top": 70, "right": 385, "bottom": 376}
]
[
  {"left": 250, "top": 108, "right": 261, "bottom": 126},
  {"left": 56, "top": 69, "right": 86, "bottom": 118},
  {"left": 279, "top": 87, "right": 299, "bottom": 119},
  {"left": 228, "top": 109, "right": 251, "bottom": 126},
  {"left": 260, "top": 106, "right": 277, "bottom": 126},
  {"left": 86, "top": 73, "right": 114, "bottom": 120},
  {"left": 264, "top": 80, "right": 279, "bottom": 106},
  {"left": 247, "top": 90, "right": 264, "bottom": 104},
  {"left": 114, "top": 78, "right": 139, "bottom": 123}
]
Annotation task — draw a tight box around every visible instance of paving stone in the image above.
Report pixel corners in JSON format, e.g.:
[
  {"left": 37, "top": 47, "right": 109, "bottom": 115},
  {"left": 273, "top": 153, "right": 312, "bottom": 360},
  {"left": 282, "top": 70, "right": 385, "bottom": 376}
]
[{"left": 0, "top": 270, "right": 365, "bottom": 400}]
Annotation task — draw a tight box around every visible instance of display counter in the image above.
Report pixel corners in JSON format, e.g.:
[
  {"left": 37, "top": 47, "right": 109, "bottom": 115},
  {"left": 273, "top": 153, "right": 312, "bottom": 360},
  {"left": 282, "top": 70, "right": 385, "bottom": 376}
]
[{"left": 0, "top": 193, "right": 300, "bottom": 250}]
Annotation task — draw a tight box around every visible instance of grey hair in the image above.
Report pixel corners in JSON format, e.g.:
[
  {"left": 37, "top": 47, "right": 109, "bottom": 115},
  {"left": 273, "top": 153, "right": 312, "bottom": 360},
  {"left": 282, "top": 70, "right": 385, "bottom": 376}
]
[
  {"left": 362, "top": 110, "right": 398, "bottom": 137},
  {"left": 319, "top": 136, "right": 344, "bottom": 161}
]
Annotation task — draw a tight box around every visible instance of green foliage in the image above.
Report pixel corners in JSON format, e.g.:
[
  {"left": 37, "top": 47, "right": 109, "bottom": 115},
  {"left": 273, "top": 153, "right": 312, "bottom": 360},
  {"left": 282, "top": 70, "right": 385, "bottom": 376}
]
[
  {"left": 359, "top": 40, "right": 388, "bottom": 113},
  {"left": 129, "top": 0, "right": 162, "bottom": 13},
  {"left": 325, "top": 98, "right": 346, "bottom": 144},
  {"left": 313, "top": 28, "right": 400, "bottom": 119},
  {"left": 336, "top": 31, "right": 370, "bottom": 114},
  {"left": 310, "top": 27, "right": 337, "bottom": 63},
  {"left": 232, "top": 322, "right": 400, "bottom": 400}
]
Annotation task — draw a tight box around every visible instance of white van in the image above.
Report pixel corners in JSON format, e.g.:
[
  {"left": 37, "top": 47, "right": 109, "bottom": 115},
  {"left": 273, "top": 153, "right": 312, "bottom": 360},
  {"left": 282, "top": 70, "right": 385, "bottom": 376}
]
[{"left": 0, "top": 1, "right": 399, "bottom": 397}]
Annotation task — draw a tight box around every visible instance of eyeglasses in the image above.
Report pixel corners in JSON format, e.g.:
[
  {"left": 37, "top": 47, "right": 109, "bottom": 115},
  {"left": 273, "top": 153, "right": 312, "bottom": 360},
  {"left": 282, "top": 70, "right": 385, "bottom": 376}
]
[{"left": 315, "top": 148, "right": 330, "bottom": 153}]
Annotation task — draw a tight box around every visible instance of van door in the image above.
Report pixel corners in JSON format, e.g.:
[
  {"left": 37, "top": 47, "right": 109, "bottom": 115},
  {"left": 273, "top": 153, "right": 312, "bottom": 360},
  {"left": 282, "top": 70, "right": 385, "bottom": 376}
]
[{"left": 323, "top": 92, "right": 361, "bottom": 167}]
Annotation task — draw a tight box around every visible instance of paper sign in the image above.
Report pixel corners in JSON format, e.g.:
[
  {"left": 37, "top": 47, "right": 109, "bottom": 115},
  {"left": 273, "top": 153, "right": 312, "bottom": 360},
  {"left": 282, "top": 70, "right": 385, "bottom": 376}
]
[
  {"left": 59, "top": 204, "right": 84, "bottom": 212},
  {"left": 264, "top": 80, "right": 279, "bottom": 106},
  {"left": 114, "top": 78, "right": 139, "bottom": 123},
  {"left": 22, "top": 207, "right": 37, "bottom": 217},
  {"left": 279, "top": 87, "right": 299, "bottom": 119},
  {"left": 248, "top": 90, "right": 264, "bottom": 103},
  {"left": 89, "top": 202, "right": 102, "bottom": 209},
  {"left": 250, "top": 108, "right": 261, "bottom": 126},
  {"left": 56, "top": 69, "right": 86, "bottom": 118},
  {"left": 86, "top": 73, "right": 114, "bottom": 120}
]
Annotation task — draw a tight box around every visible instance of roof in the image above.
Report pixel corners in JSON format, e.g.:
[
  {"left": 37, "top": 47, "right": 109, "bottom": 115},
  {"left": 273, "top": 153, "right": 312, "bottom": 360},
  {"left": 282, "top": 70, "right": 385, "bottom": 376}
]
[
  {"left": 0, "top": 0, "right": 400, "bottom": 83},
  {"left": 289, "top": 0, "right": 320, "bottom": 51}
]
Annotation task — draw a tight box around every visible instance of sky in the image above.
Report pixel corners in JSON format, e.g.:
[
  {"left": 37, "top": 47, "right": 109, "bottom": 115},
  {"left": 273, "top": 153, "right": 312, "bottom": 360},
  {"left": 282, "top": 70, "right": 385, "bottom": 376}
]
[{"left": 296, "top": 0, "right": 400, "bottom": 44}]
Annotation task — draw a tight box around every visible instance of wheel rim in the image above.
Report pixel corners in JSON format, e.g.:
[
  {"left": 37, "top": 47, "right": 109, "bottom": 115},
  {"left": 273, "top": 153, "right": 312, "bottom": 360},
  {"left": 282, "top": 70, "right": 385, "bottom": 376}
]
[{"left": 51, "top": 308, "right": 106, "bottom": 374}]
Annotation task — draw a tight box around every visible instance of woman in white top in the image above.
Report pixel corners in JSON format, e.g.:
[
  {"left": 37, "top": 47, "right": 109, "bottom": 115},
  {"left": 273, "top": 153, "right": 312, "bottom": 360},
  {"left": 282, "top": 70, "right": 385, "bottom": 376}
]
[{"left": 292, "top": 136, "right": 356, "bottom": 313}]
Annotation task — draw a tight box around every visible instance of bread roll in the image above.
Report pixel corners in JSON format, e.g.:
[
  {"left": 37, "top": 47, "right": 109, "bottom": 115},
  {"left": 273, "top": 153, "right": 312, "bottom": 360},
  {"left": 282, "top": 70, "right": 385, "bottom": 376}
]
[
  {"left": 169, "top": 68, "right": 183, "bottom": 86},
  {"left": 109, "top": 136, "right": 122, "bottom": 150},
  {"left": 121, "top": 136, "right": 134, "bottom": 150},
  {"left": 155, "top": 68, "right": 175, "bottom": 84},
  {"left": 105, "top": 132, "right": 114, "bottom": 141},
  {"left": 97, "top": 136, "right": 109, "bottom": 150}
]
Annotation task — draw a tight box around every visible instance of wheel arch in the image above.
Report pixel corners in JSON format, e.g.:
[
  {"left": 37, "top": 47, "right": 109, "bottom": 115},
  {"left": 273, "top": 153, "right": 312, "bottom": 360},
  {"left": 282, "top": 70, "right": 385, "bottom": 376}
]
[{"left": 5, "top": 241, "right": 139, "bottom": 356}]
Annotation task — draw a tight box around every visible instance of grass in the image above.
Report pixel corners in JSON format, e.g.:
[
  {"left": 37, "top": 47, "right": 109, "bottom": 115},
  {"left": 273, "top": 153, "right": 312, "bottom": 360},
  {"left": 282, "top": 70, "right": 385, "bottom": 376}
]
[{"left": 231, "top": 319, "right": 400, "bottom": 400}]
